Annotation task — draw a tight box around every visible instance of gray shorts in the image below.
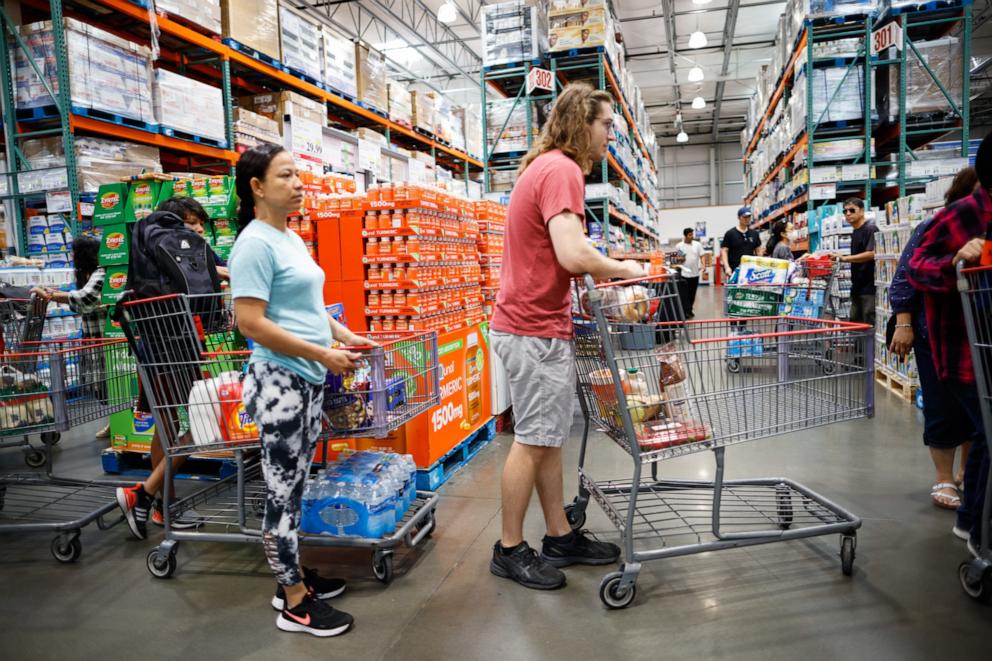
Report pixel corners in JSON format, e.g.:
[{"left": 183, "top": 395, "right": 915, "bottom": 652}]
[{"left": 491, "top": 330, "right": 576, "bottom": 448}]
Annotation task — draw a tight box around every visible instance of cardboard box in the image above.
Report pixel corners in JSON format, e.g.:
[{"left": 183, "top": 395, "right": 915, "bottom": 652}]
[
  {"left": 240, "top": 91, "right": 326, "bottom": 129},
  {"left": 98, "top": 224, "right": 130, "bottom": 265},
  {"left": 220, "top": 0, "right": 281, "bottom": 61},
  {"left": 153, "top": 69, "right": 227, "bottom": 143},
  {"left": 356, "top": 43, "right": 388, "bottom": 111},
  {"left": 322, "top": 27, "right": 357, "bottom": 97},
  {"left": 279, "top": 4, "right": 322, "bottom": 81},
  {"left": 411, "top": 91, "right": 435, "bottom": 134},
  {"left": 157, "top": 0, "right": 221, "bottom": 34},
  {"left": 93, "top": 183, "right": 129, "bottom": 226},
  {"left": 101, "top": 265, "right": 130, "bottom": 304},
  {"left": 387, "top": 80, "right": 413, "bottom": 126}
]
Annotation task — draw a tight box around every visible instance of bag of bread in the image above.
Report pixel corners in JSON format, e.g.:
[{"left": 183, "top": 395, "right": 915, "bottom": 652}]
[{"left": 656, "top": 342, "right": 686, "bottom": 387}]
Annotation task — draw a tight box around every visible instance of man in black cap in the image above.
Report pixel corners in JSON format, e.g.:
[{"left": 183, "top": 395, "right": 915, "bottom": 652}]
[
  {"left": 721, "top": 206, "right": 763, "bottom": 280},
  {"left": 907, "top": 133, "right": 992, "bottom": 556}
]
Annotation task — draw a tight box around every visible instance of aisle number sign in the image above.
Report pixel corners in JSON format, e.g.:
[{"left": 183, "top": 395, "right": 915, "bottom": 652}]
[
  {"left": 527, "top": 67, "right": 554, "bottom": 95},
  {"left": 871, "top": 22, "right": 903, "bottom": 55}
]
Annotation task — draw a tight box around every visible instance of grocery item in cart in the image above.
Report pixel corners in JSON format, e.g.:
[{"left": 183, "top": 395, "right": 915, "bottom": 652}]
[
  {"left": 636, "top": 418, "right": 712, "bottom": 451},
  {"left": 656, "top": 343, "right": 686, "bottom": 387},
  {"left": 736, "top": 256, "right": 791, "bottom": 285},
  {"left": 301, "top": 464, "right": 399, "bottom": 538},
  {"left": 187, "top": 371, "right": 258, "bottom": 446},
  {"left": 582, "top": 285, "right": 653, "bottom": 323}
]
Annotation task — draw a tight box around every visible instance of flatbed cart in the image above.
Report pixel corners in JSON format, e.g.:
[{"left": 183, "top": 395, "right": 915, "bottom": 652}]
[
  {"left": 0, "top": 294, "right": 56, "bottom": 466},
  {"left": 569, "top": 274, "right": 874, "bottom": 609},
  {"left": 118, "top": 293, "right": 441, "bottom": 582},
  {"left": 0, "top": 338, "right": 136, "bottom": 561},
  {"left": 956, "top": 263, "right": 992, "bottom": 602}
]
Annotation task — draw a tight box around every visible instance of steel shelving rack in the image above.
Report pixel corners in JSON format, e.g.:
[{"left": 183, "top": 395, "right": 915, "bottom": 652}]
[{"left": 0, "top": 0, "right": 484, "bottom": 251}]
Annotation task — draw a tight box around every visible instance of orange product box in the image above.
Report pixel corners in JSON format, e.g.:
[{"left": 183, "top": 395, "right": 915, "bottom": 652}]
[
  {"left": 315, "top": 216, "right": 343, "bottom": 282},
  {"left": 340, "top": 213, "right": 365, "bottom": 280}
]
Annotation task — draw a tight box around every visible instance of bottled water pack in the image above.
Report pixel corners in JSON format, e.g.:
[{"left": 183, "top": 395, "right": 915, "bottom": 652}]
[{"left": 301, "top": 451, "right": 418, "bottom": 538}]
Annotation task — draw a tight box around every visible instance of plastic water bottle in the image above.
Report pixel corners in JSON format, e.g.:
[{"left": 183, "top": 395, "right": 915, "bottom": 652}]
[{"left": 360, "top": 469, "right": 396, "bottom": 537}]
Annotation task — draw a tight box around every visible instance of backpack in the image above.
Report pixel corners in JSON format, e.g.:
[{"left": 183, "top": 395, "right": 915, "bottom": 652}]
[{"left": 123, "top": 210, "right": 225, "bottom": 333}]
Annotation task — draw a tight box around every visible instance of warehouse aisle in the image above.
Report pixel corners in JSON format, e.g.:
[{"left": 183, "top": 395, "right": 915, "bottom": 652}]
[{"left": 1, "top": 287, "right": 989, "bottom": 660}]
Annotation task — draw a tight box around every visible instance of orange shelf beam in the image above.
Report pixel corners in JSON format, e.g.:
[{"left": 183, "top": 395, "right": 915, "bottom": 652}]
[
  {"left": 743, "top": 29, "right": 809, "bottom": 162},
  {"left": 607, "top": 153, "right": 655, "bottom": 210},
  {"left": 69, "top": 114, "right": 238, "bottom": 162},
  {"left": 608, "top": 207, "right": 658, "bottom": 241},
  {"left": 602, "top": 63, "right": 656, "bottom": 174},
  {"left": 81, "top": 0, "right": 482, "bottom": 169}
]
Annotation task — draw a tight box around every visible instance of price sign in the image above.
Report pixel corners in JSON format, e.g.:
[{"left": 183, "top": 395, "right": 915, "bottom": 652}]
[
  {"left": 810, "top": 183, "right": 836, "bottom": 200},
  {"left": 871, "top": 22, "right": 903, "bottom": 55},
  {"left": 526, "top": 67, "right": 554, "bottom": 95},
  {"left": 289, "top": 116, "right": 324, "bottom": 172},
  {"left": 46, "top": 190, "right": 72, "bottom": 213}
]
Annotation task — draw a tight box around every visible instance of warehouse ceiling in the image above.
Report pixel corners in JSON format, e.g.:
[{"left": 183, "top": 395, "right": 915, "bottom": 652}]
[{"left": 296, "top": 0, "right": 992, "bottom": 146}]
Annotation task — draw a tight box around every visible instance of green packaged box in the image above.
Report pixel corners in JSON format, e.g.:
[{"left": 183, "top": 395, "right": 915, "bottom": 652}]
[
  {"left": 101, "top": 265, "right": 130, "bottom": 305},
  {"left": 726, "top": 288, "right": 780, "bottom": 317},
  {"left": 203, "top": 175, "right": 238, "bottom": 220},
  {"left": 93, "top": 183, "right": 129, "bottom": 226},
  {"left": 125, "top": 179, "right": 172, "bottom": 222},
  {"left": 104, "top": 313, "right": 126, "bottom": 338},
  {"left": 98, "top": 224, "right": 130, "bottom": 266}
]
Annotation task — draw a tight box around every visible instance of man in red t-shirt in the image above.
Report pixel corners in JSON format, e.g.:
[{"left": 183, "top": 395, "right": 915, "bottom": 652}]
[{"left": 489, "top": 83, "right": 646, "bottom": 590}]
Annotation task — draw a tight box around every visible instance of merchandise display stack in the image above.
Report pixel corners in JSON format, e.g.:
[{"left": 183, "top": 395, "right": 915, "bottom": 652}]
[
  {"left": 231, "top": 108, "right": 282, "bottom": 153},
  {"left": 153, "top": 70, "right": 228, "bottom": 147},
  {"left": 155, "top": 0, "right": 222, "bottom": 34},
  {"left": 362, "top": 185, "right": 484, "bottom": 335},
  {"left": 811, "top": 204, "right": 854, "bottom": 319},
  {"left": 220, "top": 0, "right": 282, "bottom": 63},
  {"left": 279, "top": 4, "right": 324, "bottom": 84},
  {"left": 481, "top": 0, "right": 548, "bottom": 68},
  {"left": 475, "top": 201, "right": 507, "bottom": 319}
]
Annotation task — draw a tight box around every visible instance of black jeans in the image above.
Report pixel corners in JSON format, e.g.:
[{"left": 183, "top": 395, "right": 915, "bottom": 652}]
[
  {"left": 943, "top": 379, "right": 990, "bottom": 544},
  {"left": 678, "top": 276, "right": 700, "bottom": 318}
]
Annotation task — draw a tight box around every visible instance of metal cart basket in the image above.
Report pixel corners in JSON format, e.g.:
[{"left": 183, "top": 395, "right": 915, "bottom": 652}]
[
  {"left": 0, "top": 338, "right": 136, "bottom": 561},
  {"left": 118, "top": 293, "right": 441, "bottom": 582},
  {"left": 570, "top": 274, "right": 874, "bottom": 608},
  {"left": 956, "top": 263, "right": 992, "bottom": 602}
]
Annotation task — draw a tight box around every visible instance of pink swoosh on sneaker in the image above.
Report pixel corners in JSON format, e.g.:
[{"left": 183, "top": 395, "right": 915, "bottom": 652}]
[{"left": 285, "top": 611, "right": 311, "bottom": 626}]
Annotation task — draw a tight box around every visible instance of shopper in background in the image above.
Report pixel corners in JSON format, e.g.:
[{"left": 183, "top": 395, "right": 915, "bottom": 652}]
[
  {"left": 157, "top": 196, "right": 230, "bottom": 281},
  {"left": 766, "top": 220, "right": 796, "bottom": 261},
  {"left": 230, "top": 144, "right": 370, "bottom": 637},
  {"left": 490, "top": 82, "right": 645, "bottom": 591},
  {"left": 721, "top": 206, "right": 762, "bottom": 279},
  {"left": 908, "top": 136, "right": 992, "bottom": 556},
  {"left": 889, "top": 167, "right": 979, "bottom": 510},
  {"left": 31, "top": 236, "right": 108, "bottom": 438},
  {"left": 835, "top": 198, "right": 878, "bottom": 325},
  {"left": 676, "top": 227, "right": 705, "bottom": 318}
]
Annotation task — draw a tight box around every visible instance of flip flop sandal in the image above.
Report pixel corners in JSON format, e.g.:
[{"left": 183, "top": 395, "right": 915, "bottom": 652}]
[{"left": 931, "top": 482, "right": 961, "bottom": 510}]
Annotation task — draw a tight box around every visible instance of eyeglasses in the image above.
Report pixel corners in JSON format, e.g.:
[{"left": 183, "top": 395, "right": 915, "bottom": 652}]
[{"left": 843, "top": 208, "right": 858, "bottom": 214}]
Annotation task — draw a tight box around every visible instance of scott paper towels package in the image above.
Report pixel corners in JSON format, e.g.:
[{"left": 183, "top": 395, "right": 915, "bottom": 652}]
[{"left": 737, "top": 256, "right": 791, "bottom": 285}]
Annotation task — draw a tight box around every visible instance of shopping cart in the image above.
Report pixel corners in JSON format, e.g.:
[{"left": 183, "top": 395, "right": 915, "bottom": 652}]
[
  {"left": 0, "top": 338, "right": 136, "bottom": 561},
  {"left": 118, "top": 293, "right": 441, "bottom": 582},
  {"left": 569, "top": 274, "right": 874, "bottom": 608},
  {"left": 0, "top": 294, "right": 55, "bottom": 466},
  {"left": 723, "top": 258, "right": 840, "bottom": 374},
  {"left": 956, "top": 263, "right": 992, "bottom": 602}
]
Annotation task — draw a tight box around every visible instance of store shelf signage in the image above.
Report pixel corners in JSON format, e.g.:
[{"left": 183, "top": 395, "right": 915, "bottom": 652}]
[
  {"left": 526, "top": 67, "right": 554, "bottom": 95},
  {"left": 810, "top": 183, "right": 836, "bottom": 200},
  {"left": 871, "top": 22, "right": 903, "bottom": 55},
  {"left": 290, "top": 117, "right": 324, "bottom": 172}
]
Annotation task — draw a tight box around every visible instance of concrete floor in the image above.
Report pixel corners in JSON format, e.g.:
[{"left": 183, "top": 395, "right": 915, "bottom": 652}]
[{"left": 1, "top": 286, "right": 989, "bottom": 660}]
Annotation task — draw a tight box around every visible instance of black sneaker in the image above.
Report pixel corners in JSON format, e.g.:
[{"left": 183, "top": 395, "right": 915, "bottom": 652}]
[
  {"left": 116, "top": 483, "right": 152, "bottom": 540},
  {"left": 541, "top": 530, "right": 621, "bottom": 567},
  {"left": 490, "top": 541, "right": 566, "bottom": 590},
  {"left": 272, "top": 568, "right": 347, "bottom": 610},
  {"left": 276, "top": 593, "right": 353, "bottom": 637}
]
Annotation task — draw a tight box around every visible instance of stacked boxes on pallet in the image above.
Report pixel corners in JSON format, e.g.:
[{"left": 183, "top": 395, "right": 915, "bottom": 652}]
[
  {"left": 322, "top": 27, "right": 357, "bottom": 98},
  {"left": 388, "top": 80, "right": 413, "bottom": 128},
  {"left": 12, "top": 19, "right": 155, "bottom": 125},
  {"left": 481, "top": 0, "right": 548, "bottom": 67},
  {"left": 220, "top": 0, "right": 281, "bottom": 61},
  {"left": 156, "top": 0, "right": 222, "bottom": 34},
  {"left": 153, "top": 69, "right": 227, "bottom": 144},
  {"left": 548, "top": 0, "right": 615, "bottom": 54},
  {"left": 433, "top": 94, "right": 465, "bottom": 151},
  {"left": 411, "top": 91, "right": 435, "bottom": 134},
  {"left": 279, "top": 4, "right": 323, "bottom": 82},
  {"left": 356, "top": 43, "right": 388, "bottom": 111},
  {"left": 232, "top": 107, "right": 282, "bottom": 152},
  {"left": 239, "top": 90, "right": 327, "bottom": 134}
]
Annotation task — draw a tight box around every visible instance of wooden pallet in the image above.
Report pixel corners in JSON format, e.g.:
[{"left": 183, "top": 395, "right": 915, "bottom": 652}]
[{"left": 875, "top": 368, "right": 917, "bottom": 403}]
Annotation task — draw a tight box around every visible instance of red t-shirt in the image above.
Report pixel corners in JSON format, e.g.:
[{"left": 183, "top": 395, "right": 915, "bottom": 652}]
[{"left": 491, "top": 149, "right": 584, "bottom": 340}]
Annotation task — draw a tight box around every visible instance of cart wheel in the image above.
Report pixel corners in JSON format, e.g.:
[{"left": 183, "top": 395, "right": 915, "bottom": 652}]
[
  {"left": 50, "top": 536, "right": 82, "bottom": 563},
  {"left": 565, "top": 501, "right": 587, "bottom": 530},
  {"left": 599, "top": 572, "right": 636, "bottom": 610},
  {"left": 726, "top": 359, "right": 741, "bottom": 374},
  {"left": 147, "top": 548, "right": 177, "bottom": 579},
  {"left": 840, "top": 536, "right": 856, "bottom": 576},
  {"left": 25, "top": 448, "right": 46, "bottom": 468},
  {"left": 958, "top": 561, "right": 992, "bottom": 603},
  {"left": 775, "top": 488, "right": 793, "bottom": 530},
  {"left": 372, "top": 551, "right": 394, "bottom": 584},
  {"left": 40, "top": 431, "right": 61, "bottom": 446}
]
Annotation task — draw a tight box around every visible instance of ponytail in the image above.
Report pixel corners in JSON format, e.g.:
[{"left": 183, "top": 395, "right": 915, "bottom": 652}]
[{"left": 233, "top": 143, "right": 286, "bottom": 239}]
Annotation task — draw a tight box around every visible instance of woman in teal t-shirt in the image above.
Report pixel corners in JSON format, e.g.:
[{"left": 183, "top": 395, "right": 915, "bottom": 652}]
[{"left": 229, "top": 144, "right": 365, "bottom": 638}]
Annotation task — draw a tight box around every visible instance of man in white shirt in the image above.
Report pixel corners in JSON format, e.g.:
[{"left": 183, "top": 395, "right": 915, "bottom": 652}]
[{"left": 676, "top": 227, "right": 706, "bottom": 318}]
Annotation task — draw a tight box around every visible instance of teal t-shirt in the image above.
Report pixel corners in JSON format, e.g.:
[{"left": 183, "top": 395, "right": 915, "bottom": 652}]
[{"left": 229, "top": 220, "right": 332, "bottom": 384}]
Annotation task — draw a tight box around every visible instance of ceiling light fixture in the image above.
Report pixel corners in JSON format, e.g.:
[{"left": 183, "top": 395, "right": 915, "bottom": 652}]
[
  {"left": 692, "top": 96, "right": 706, "bottom": 109},
  {"left": 676, "top": 131, "right": 689, "bottom": 143},
  {"left": 437, "top": 1, "right": 458, "bottom": 24},
  {"left": 688, "top": 31, "right": 707, "bottom": 49},
  {"left": 687, "top": 66, "right": 705, "bottom": 82}
]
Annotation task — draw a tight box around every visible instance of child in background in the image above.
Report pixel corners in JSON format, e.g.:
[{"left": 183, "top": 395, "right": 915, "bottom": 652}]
[{"left": 156, "top": 196, "right": 230, "bottom": 281}]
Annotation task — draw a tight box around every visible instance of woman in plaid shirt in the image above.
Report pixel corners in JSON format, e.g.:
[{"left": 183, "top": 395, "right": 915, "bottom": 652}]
[{"left": 32, "top": 236, "right": 107, "bottom": 436}]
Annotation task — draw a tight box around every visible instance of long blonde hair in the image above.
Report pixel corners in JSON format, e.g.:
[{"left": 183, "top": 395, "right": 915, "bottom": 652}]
[{"left": 518, "top": 83, "right": 614, "bottom": 176}]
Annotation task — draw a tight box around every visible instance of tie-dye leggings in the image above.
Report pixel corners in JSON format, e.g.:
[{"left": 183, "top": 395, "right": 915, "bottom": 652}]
[{"left": 243, "top": 361, "right": 324, "bottom": 586}]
